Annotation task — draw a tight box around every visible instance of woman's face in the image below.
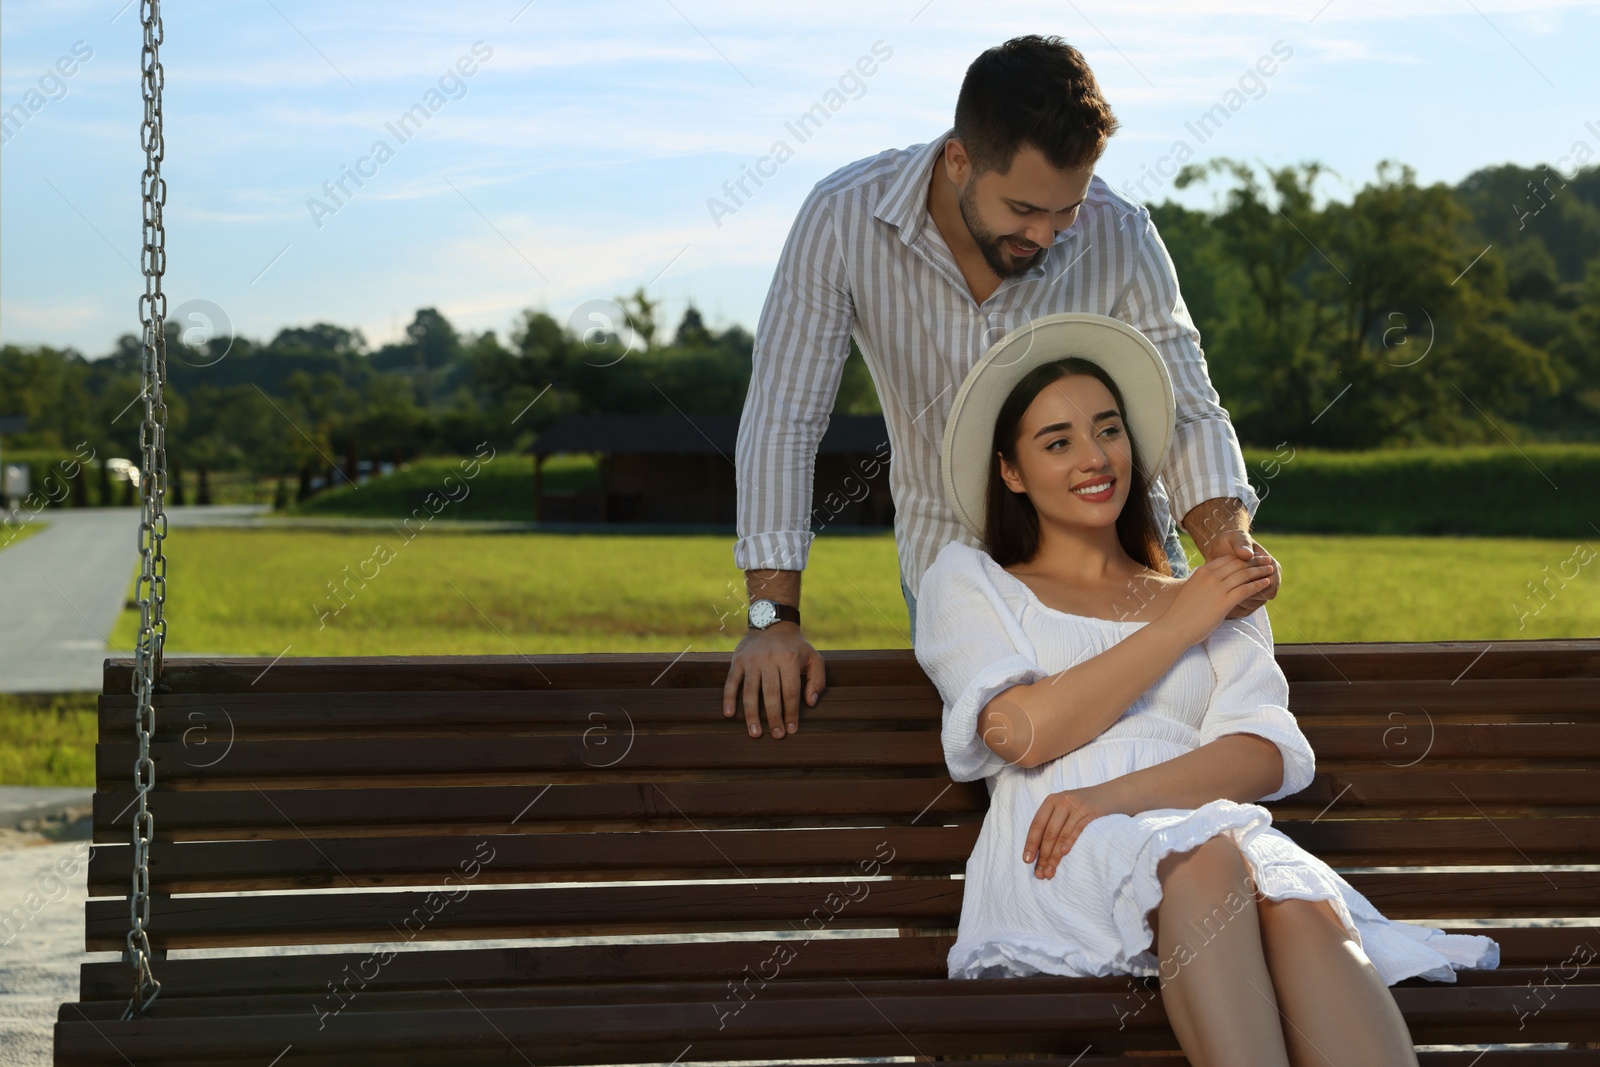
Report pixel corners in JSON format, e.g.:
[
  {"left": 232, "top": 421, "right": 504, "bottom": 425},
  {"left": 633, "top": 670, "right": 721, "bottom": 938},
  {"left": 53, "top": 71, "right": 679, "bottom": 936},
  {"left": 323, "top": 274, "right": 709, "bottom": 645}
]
[{"left": 997, "top": 373, "right": 1132, "bottom": 531}]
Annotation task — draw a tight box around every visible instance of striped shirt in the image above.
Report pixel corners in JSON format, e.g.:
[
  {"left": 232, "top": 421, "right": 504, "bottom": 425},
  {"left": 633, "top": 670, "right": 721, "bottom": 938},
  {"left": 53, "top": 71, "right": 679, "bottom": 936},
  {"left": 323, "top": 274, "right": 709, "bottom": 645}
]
[{"left": 733, "top": 125, "right": 1260, "bottom": 600}]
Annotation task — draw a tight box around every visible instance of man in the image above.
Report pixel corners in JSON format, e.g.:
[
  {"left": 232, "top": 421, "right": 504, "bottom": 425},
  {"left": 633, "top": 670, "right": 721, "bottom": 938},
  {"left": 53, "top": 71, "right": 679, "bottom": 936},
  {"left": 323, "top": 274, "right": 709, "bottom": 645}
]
[{"left": 724, "top": 35, "right": 1281, "bottom": 740}]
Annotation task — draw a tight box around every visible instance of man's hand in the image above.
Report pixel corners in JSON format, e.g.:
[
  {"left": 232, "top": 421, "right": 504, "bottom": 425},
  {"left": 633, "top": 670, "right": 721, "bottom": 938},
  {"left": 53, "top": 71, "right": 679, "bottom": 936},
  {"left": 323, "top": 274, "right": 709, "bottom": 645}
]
[
  {"left": 723, "top": 622, "right": 826, "bottom": 739},
  {"left": 1199, "top": 531, "right": 1280, "bottom": 619},
  {"left": 1182, "top": 497, "right": 1281, "bottom": 620}
]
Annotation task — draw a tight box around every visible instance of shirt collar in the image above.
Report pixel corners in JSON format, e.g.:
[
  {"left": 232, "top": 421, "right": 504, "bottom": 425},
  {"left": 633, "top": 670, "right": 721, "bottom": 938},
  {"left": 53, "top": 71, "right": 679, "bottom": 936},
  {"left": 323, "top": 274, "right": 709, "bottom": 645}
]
[
  {"left": 872, "top": 126, "right": 955, "bottom": 246},
  {"left": 873, "top": 126, "right": 1078, "bottom": 277}
]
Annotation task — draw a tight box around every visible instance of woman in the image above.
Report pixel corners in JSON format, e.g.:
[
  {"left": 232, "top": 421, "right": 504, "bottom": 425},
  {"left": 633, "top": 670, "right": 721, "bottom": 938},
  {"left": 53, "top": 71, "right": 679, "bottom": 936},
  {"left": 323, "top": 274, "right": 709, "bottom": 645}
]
[{"left": 913, "top": 313, "right": 1498, "bottom": 1066}]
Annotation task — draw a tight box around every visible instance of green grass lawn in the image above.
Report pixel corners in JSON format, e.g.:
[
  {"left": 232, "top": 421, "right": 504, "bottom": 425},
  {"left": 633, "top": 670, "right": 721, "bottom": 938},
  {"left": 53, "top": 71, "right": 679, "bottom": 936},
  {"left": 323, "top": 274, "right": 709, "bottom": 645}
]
[
  {"left": 7, "top": 526, "right": 1593, "bottom": 787},
  {"left": 102, "top": 526, "right": 1600, "bottom": 656},
  {"left": 108, "top": 526, "right": 909, "bottom": 655},
  {"left": 0, "top": 692, "right": 97, "bottom": 787}
]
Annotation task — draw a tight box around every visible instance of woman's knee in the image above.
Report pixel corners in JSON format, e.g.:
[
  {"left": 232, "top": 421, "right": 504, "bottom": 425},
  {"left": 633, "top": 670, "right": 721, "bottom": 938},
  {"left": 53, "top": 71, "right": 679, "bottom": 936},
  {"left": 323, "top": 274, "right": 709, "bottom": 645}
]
[
  {"left": 1258, "top": 896, "right": 1352, "bottom": 944},
  {"left": 1156, "top": 833, "right": 1248, "bottom": 891}
]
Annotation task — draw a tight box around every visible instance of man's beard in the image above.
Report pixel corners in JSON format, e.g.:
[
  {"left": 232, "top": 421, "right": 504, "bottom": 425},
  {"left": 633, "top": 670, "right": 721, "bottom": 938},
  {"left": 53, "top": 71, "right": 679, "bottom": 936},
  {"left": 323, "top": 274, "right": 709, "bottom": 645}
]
[{"left": 956, "top": 175, "right": 1042, "bottom": 280}]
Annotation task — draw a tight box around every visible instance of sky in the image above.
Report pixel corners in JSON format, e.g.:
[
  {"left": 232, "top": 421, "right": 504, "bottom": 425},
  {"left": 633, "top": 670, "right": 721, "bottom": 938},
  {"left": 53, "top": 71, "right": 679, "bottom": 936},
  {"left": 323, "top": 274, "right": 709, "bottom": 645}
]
[{"left": 2, "top": 0, "right": 1597, "bottom": 358}]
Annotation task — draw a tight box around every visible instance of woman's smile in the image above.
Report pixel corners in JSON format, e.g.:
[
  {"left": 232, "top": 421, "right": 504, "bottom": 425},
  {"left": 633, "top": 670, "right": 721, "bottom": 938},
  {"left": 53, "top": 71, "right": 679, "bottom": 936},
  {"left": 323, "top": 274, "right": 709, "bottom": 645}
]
[{"left": 1070, "top": 476, "right": 1115, "bottom": 502}]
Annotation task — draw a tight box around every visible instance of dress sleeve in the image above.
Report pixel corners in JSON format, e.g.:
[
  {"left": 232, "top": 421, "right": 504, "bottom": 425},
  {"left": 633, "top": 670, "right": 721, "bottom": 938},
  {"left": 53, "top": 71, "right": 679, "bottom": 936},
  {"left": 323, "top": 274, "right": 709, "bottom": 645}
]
[
  {"left": 1197, "top": 605, "right": 1316, "bottom": 802},
  {"left": 913, "top": 545, "right": 1051, "bottom": 782}
]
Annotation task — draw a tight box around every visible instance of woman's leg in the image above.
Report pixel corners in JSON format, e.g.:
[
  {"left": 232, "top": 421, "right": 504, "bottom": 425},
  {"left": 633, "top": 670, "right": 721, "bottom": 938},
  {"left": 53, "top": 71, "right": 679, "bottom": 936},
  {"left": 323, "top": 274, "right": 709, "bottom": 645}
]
[
  {"left": 1149, "top": 835, "right": 1290, "bottom": 1066},
  {"left": 1255, "top": 896, "right": 1419, "bottom": 1067}
]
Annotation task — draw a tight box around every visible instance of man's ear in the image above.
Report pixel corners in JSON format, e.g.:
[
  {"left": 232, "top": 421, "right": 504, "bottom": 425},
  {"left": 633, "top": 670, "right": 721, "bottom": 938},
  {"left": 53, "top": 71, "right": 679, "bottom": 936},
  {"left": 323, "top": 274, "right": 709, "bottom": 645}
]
[{"left": 944, "top": 137, "right": 970, "bottom": 185}]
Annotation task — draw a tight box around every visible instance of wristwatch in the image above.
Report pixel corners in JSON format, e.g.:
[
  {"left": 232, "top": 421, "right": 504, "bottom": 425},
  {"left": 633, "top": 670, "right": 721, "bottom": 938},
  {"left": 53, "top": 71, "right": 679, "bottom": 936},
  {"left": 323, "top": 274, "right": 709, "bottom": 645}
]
[{"left": 747, "top": 598, "right": 801, "bottom": 630}]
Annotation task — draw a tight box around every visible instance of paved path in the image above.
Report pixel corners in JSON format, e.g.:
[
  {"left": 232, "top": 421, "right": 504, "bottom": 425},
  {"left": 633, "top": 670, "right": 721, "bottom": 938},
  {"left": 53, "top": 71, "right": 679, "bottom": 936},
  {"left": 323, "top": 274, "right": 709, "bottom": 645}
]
[
  {"left": 0, "top": 509, "right": 142, "bottom": 694},
  {"left": 0, "top": 507, "right": 253, "bottom": 694}
]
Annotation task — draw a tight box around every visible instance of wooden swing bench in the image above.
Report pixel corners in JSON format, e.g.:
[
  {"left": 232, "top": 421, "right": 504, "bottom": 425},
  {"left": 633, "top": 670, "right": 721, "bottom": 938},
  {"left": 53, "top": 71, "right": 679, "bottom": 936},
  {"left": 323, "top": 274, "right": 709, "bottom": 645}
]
[{"left": 55, "top": 636, "right": 1600, "bottom": 1066}]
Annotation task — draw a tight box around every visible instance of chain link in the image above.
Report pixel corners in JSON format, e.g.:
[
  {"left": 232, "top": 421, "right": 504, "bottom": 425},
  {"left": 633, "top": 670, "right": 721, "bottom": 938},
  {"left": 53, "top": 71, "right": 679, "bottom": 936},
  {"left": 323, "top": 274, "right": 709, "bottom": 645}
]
[{"left": 124, "top": 0, "right": 167, "bottom": 1021}]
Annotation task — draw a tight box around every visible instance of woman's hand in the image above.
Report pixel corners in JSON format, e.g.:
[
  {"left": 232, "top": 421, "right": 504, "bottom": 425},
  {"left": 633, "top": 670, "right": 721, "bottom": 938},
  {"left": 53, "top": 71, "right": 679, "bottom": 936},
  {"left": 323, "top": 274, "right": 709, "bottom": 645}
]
[
  {"left": 1160, "top": 552, "right": 1275, "bottom": 649},
  {"left": 1023, "top": 785, "right": 1117, "bottom": 879}
]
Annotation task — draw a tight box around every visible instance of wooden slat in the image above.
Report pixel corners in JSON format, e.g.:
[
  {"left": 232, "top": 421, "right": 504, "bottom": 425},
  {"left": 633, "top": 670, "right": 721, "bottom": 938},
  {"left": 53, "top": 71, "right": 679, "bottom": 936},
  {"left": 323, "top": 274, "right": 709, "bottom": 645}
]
[
  {"left": 93, "top": 723, "right": 1600, "bottom": 789},
  {"left": 75, "top": 934, "right": 955, "bottom": 1000},
  {"left": 95, "top": 733, "right": 951, "bottom": 784},
  {"left": 1268, "top": 767, "right": 1600, "bottom": 817},
  {"left": 90, "top": 767, "right": 1600, "bottom": 843},
  {"left": 84, "top": 771, "right": 1600, "bottom": 844},
  {"left": 1275, "top": 815, "right": 1600, "bottom": 864},
  {"left": 86, "top": 826, "right": 976, "bottom": 893},
  {"left": 86, "top": 816, "right": 1600, "bottom": 894},
  {"left": 96, "top": 686, "right": 945, "bottom": 737},
  {"left": 1303, "top": 722, "right": 1600, "bottom": 760},
  {"left": 53, "top": 976, "right": 1600, "bottom": 1066},
  {"left": 59, "top": 964, "right": 1600, "bottom": 1021},
  {"left": 82, "top": 879, "right": 960, "bottom": 950},
  {"left": 1273, "top": 639, "right": 1600, "bottom": 683},
  {"left": 74, "top": 925, "right": 1588, "bottom": 1001},
  {"left": 94, "top": 676, "right": 1600, "bottom": 736},
  {"left": 90, "top": 779, "right": 989, "bottom": 840},
  {"left": 100, "top": 651, "right": 940, "bottom": 695},
  {"left": 1285, "top": 677, "right": 1600, "bottom": 718},
  {"left": 82, "top": 872, "right": 1600, "bottom": 950},
  {"left": 101, "top": 639, "right": 1600, "bottom": 696}
]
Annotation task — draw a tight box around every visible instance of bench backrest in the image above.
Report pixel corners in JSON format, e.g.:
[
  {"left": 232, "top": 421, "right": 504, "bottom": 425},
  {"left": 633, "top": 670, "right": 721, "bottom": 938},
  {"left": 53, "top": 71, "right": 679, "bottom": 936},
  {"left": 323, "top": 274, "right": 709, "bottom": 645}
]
[{"left": 82, "top": 640, "right": 1600, "bottom": 1005}]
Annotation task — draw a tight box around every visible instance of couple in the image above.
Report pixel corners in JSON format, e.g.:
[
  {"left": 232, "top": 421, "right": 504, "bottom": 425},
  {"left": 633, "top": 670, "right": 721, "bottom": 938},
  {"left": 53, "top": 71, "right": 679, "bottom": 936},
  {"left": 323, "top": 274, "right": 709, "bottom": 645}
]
[{"left": 725, "top": 35, "right": 1497, "bottom": 1066}]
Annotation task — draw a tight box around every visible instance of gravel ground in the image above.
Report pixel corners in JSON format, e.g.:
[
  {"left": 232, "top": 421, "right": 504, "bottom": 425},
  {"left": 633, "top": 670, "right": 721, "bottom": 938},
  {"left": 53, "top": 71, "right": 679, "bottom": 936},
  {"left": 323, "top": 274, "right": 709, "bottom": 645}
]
[{"left": 0, "top": 817, "right": 115, "bottom": 1067}]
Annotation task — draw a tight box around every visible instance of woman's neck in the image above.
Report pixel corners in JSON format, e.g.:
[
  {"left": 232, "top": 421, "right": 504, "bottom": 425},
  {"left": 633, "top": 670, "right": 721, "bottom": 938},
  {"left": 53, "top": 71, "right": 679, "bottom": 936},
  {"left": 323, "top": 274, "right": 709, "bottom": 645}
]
[{"left": 1022, "top": 523, "right": 1138, "bottom": 586}]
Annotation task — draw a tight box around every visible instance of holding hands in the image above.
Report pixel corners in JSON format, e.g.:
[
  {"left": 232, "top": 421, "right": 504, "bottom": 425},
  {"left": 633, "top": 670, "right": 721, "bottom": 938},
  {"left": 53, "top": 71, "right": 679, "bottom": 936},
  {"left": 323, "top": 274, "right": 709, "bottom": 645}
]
[{"left": 1161, "top": 538, "right": 1278, "bottom": 648}]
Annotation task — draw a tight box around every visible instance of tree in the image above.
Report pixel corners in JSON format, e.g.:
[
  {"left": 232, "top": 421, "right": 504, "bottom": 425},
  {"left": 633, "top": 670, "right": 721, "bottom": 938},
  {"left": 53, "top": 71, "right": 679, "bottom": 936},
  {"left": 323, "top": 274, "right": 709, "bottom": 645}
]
[
  {"left": 620, "top": 287, "right": 659, "bottom": 352},
  {"left": 673, "top": 304, "right": 714, "bottom": 348},
  {"left": 1169, "top": 158, "right": 1564, "bottom": 448}
]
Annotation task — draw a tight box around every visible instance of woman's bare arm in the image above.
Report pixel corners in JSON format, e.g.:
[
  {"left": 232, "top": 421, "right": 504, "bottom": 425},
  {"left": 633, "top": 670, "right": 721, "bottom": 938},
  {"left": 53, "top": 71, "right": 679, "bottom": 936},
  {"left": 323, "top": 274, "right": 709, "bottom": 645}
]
[
  {"left": 977, "top": 619, "right": 1196, "bottom": 769},
  {"left": 1092, "top": 733, "right": 1285, "bottom": 814}
]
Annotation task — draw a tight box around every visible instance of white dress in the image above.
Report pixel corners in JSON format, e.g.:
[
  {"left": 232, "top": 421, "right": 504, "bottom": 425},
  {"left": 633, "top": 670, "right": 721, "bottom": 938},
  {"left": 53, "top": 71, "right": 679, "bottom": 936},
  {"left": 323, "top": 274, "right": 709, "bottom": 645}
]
[{"left": 912, "top": 539, "right": 1501, "bottom": 985}]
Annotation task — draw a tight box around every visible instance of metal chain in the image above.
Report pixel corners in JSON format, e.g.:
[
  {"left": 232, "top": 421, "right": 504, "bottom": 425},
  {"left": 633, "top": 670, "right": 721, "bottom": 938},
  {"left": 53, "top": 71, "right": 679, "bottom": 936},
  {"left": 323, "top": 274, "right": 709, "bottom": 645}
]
[{"left": 124, "top": 0, "right": 168, "bottom": 1021}]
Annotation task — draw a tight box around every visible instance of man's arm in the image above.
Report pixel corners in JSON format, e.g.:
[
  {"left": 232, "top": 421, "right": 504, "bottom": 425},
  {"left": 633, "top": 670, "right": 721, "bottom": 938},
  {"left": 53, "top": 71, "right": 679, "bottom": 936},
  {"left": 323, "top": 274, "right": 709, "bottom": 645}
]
[
  {"left": 747, "top": 568, "right": 801, "bottom": 609},
  {"left": 1181, "top": 496, "right": 1251, "bottom": 559},
  {"left": 725, "top": 181, "right": 855, "bottom": 740},
  {"left": 732, "top": 182, "right": 857, "bottom": 582}
]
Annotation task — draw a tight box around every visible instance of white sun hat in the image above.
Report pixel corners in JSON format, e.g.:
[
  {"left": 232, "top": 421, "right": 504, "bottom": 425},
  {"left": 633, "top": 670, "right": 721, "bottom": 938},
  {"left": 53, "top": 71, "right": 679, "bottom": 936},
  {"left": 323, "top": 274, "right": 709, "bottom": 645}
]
[{"left": 940, "top": 312, "right": 1176, "bottom": 544}]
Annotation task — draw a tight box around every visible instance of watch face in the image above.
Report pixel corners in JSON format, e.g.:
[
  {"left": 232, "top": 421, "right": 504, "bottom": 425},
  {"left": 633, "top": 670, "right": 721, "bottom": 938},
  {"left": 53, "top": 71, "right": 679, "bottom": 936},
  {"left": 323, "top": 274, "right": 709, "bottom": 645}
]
[{"left": 749, "top": 599, "right": 776, "bottom": 628}]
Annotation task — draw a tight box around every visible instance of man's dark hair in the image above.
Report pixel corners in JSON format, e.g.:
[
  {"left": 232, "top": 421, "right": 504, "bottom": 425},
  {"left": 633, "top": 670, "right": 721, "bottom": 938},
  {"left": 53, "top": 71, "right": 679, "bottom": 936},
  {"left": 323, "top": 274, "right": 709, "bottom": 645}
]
[{"left": 953, "top": 35, "right": 1120, "bottom": 177}]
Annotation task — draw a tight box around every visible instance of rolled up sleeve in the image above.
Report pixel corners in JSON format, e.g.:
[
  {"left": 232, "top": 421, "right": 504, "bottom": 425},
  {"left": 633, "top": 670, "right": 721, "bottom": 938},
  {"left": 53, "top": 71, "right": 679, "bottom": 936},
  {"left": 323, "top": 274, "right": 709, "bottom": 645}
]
[
  {"left": 1114, "top": 209, "right": 1259, "bottom": 528},
  {"left": 732, "top": 183, "right": 857, "bottom": 575},
  {"left": 913, "top": 545, "right": 1050, "bottom": 782},
  {"left": 1197, "top": 606, "right": 1315, "bottom": 802}
]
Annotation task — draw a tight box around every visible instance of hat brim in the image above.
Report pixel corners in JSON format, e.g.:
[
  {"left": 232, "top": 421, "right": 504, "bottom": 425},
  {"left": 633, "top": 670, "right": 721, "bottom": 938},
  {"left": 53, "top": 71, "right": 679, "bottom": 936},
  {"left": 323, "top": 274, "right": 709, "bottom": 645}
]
[{"left": 940, "top": 312, "right": 1176, "bottom": 545}]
